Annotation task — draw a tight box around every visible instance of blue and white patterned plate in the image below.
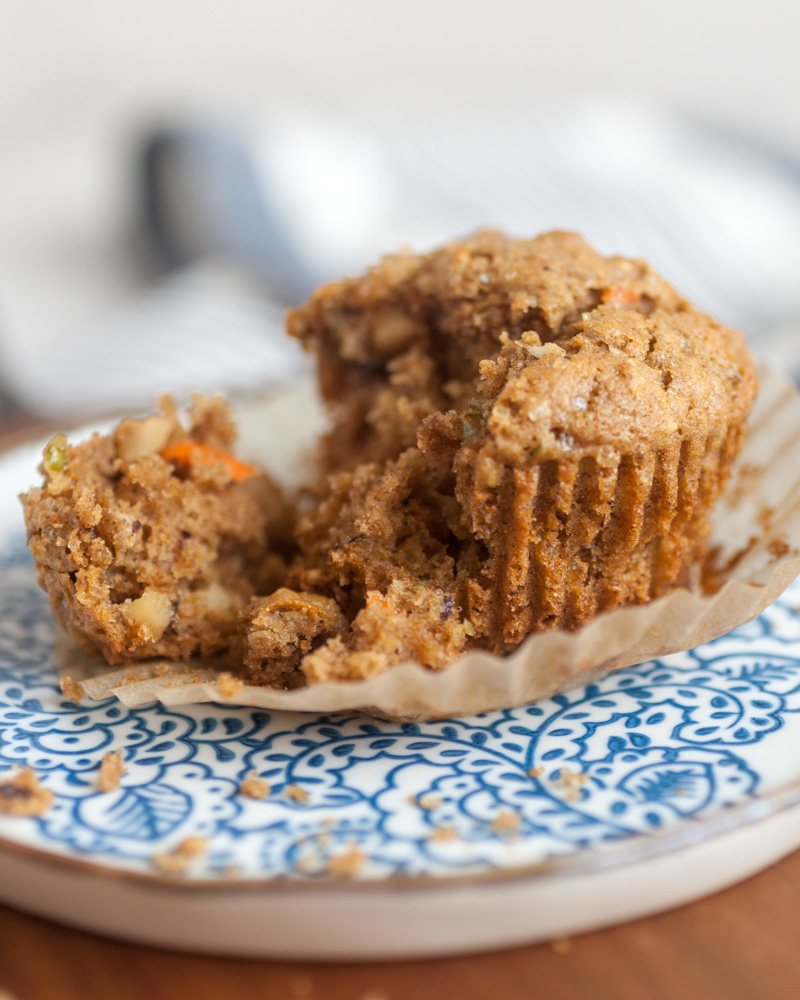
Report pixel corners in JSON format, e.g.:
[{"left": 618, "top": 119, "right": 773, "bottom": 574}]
[{"left": 3, "top": 428, "right": 800, "bottom": 958}]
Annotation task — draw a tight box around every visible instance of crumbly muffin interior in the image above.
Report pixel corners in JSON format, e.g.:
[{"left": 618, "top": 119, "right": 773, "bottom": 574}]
[
  {"left": 272, "top": 230, "right": 757, "bottom": 676},
  {"left": 22, "top": 397, "right": 291, "bottom": 664}
]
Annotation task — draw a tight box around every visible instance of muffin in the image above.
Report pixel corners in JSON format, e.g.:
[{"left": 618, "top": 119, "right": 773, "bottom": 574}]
[
  {"left": 452, "top": 315, "right": 755, "bottom": 649},
  {"left": 275, "top": 230, "right": 758, "bottom": 675},
  {"left": 21, "top": 231, "right": 759, "bottom": 689},
  {"left": 22, "top": 396, "right": 291, "bottom": 663}
]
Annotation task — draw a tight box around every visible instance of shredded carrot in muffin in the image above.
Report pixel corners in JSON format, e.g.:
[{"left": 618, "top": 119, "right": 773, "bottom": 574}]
[
  {"left": 600, "top": 284, "right": 641, "bottom": 306},
  {"left": 365, "top": 592, "right": 397, "bottom": 615},
  {"left": 161, "top": 441, "right": 257, "bottom": 482}
]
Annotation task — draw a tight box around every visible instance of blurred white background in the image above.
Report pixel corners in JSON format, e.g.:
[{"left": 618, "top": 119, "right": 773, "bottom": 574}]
[
  {"left": 1, "top": 0, "right": 799, "bottom": 419},
  {"left": 4, "top": 0, "right": 800, "bottom": 145}
]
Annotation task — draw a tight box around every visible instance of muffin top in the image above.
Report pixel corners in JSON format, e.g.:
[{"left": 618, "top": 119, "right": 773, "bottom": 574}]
[
  {"left": 288, "top": 230, "right": 758, "bottom": 472},
  {"left": 457, "top": 306, "right": 757, "bottom": 482},
  {"left": 288, "top": 230, "right": 683, "bottom": 375}
]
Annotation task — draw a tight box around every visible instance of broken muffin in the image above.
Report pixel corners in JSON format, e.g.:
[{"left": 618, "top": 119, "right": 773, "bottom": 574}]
[
  {"left": 22, "top": 396, "right": 290, "bottom": 663},
  {"left": 272, "top": 230, "right": 758, "bottom": 677},
  {"left": 22, "top": 231, "right": 760, "bottom": 689}
]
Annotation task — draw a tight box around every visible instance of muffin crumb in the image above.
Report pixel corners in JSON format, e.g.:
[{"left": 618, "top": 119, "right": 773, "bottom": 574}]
[
  {"left": 551, "top": 936, "right": 573, "bottom": 955},
  {"left": 490, "top": 811, "right": 521, "bottom": 836},
  {"left": 217, "top": 672, "right": 244, "bottom": 698},
  {"left": 428, "top": 825, "right": 458, "bottom": 843},
  {"left": 153, "top": 836, "right": 207, "bottom": 874},
  {"left": 286, "top": 784, "right": 310, "bottom": 805},
  {"left": 326, "top": 845, "right": 365, "bottom": 878},
  {"left": 556, "top": 769, "right": 589, "bottom": 801},
  {"left": 0, "top": 769, "right": 54, "bottom": 817},
  {"left": 59, "top": 675, "right": 84, "bottom": 705},
  {"left": 97, "top": 749, "right": 125, "bottom": 792},
  {"left": 239, "top": 771, "right": 270, "bottom": 800}
]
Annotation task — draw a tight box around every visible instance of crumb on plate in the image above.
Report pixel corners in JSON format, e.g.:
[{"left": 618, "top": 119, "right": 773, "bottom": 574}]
[
  {"left": 556, "top": 769, "right": 589, "bottom": 801},
  {"left": 152, "top": 836, "right": 207, "bottom": 875},
  {"left": 97, "top": 749, "right": 126, "bottom": 792},
  {"left": 59, "top": 675, "right": 84, "bottom": 705},
  {"left": 490, "top": 811, "right": 521, "bottom": 836},
  {"left": 239, "top": 771, "right": 270, "bottom": 799},
  {"left": 0, "top": 768, "right": 54, "bottom": 817},
  {"left": 326, "top": 845, "right": 365, "bottom": 878},
  {"left": 285, "top": 784, "right": 310, "bottom": 805},
  {"left": 428, "top": 825, "right": 458, "bottom": 843}
]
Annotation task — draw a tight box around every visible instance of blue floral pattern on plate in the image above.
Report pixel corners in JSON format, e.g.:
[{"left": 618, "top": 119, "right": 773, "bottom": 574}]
[{"left": 2, "top": 538, "right": 800, "bottom": 881}]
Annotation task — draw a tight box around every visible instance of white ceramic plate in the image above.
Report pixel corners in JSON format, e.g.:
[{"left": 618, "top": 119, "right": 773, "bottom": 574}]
[{"left": 2, "top": 420, "right": 800, "bottom": 959}]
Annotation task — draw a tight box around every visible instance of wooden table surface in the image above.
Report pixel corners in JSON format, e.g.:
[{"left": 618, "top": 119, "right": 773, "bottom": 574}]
[{"left": 3, "top": 419, "right": 800, "bottom": 1000}]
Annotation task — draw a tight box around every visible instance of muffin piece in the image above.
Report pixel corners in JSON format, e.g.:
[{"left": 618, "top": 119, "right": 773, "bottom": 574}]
[
  {"left": 281, "top": 230, "right": 758, "bottom": 676},
  {"left": 451, "top": 310, "right": 757, "bottom": 648},
  {"left": 268, "top": 444, "right": 472, "bottom": 683},
  {"left": 239, "top": 588, "right": 346, "bottom": 687},
  {"left": 22, "top": 397, "right": 291, "bottom": 663},
  {"left": 287, "top": 230, "right": 683, "bottom": 473},
  {"left": 300, "top": 580, "right": 472, "bottom": 683}
]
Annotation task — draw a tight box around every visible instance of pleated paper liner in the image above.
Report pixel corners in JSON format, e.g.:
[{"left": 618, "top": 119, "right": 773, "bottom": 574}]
[{"left": 57, "top": 361, "right": 800, "bottom": 721}]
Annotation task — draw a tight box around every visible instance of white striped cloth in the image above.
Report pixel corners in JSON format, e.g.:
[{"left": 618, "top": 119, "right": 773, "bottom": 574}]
[{"left": 10, "top": 96, "right": 800, "bottom": 418}]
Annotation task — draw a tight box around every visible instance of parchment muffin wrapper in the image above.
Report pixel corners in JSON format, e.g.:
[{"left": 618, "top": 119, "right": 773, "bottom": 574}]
[{"left": 61, "top": 362, "right": 800, "bottom": 721}]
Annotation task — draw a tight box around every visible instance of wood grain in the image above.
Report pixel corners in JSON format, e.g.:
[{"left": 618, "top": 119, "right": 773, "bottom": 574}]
[{"left": 1, "top": 847, "right": 800, "bottom": 1000}]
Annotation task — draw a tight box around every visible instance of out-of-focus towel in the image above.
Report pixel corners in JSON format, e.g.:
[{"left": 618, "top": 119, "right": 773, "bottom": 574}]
[{"left": 9, "top": 96, "right": 800, "bottom": 418}]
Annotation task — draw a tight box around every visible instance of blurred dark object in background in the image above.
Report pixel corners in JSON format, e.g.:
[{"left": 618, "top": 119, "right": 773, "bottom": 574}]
[{"left": 137, "top": 99, "right": 800, "bottom": 336}]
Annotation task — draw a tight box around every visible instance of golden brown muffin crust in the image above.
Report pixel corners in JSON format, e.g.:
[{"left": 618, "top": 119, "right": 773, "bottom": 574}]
[{"left": 287, "top": 230, "right": 690, "bottom": 471}]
